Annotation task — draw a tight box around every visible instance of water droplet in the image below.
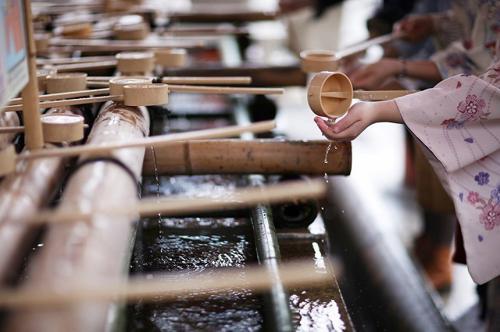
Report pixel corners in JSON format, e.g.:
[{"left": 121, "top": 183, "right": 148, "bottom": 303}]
[{"left": 324, "top": 142, "right": 332, "bottom": 164}]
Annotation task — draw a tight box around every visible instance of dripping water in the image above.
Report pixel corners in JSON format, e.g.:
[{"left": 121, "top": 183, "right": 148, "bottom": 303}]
[
  {"left": 320, "top": 142, "right": 333, "bottom": 212},
  {"left": 150, "top": 146, "right": 162, "bottom": 233},
  {"left": 323, "top": 142, "right": 332, "bottom": 184}
]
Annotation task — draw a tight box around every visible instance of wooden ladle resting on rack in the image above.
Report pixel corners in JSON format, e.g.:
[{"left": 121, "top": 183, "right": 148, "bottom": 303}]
[
  {"left": 308, "top": 71, "right": 415, "bottom": 117},
  {"left": 300, "top": 33, "right": 401, "bottom": 73},
  {"left": 3, "top": 76, "right": 284, "bottom": 113}
]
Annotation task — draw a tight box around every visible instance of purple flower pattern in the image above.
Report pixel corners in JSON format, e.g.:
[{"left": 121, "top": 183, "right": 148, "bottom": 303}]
[
  {"left": 475, "top": 172, "right": 490, "bottom": 185},
  {"left": 441, "top": 118, "right": 465, "bottom": 129},
  {"left": 491, "top": 185, "right": 500, "bottom": 203}
]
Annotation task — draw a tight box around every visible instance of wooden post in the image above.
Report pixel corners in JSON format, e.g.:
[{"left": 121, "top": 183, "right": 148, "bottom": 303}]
[
  {"left": 21, "top": 0, "right": 44, "bottom": 150},
  {"left": 6, "top": 102, "right": 150, "bottom": 332}
]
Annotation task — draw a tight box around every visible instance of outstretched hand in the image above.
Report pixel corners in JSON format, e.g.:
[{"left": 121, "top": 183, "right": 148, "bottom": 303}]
[{"left": 314, "top": 100, "right": 403, "bottom": 141}]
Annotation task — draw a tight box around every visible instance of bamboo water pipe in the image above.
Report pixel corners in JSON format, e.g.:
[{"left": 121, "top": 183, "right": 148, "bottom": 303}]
[
  {"left": 0, "top": 259, "right": 328, "bottom": 308},
  {"left": 0, "top": 121, "right": 276, "bottom": 176},
  {"left": 4, "top": 101, "right": 150, "bottom": 332},
  {"left": 300, "top": 33, "right": 401, "bottom": 72},
  {"left": 308, "top": 71, "right": 414, "bottom": 117},
  {"left": 142, "top": 139, "right": 351, "bottom": 176},
  {"left": 0, "top": 107, "right": 85, "bottom": 285},
  {"left": 13, "top": 179, "right": 327, "bottom": 225}
]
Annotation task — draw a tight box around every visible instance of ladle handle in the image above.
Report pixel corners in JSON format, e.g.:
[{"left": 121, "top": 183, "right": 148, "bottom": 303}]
[
  {"left": 352, "top": 90, "right": 414, "bottom": 100},
  {"left": 336, "top": 33, "right": 400, "bottom": 59}
]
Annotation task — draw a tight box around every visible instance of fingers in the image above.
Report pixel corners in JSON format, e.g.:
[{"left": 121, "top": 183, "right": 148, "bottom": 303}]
[
  {"left": 314, "top": 115, "right": 363, "bottom": 141},
  {"left": 315, "top": 117, "right": 365, "bottom": 141}
]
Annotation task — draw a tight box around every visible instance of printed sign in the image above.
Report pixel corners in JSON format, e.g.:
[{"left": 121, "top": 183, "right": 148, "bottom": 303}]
[{"left": 0, "top": 0, "right": 29, "bottom": 110}]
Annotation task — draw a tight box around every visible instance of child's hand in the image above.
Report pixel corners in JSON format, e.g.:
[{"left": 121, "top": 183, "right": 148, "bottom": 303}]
[{"left": 314, "top": 100, "right": 402, "bottom": 141}]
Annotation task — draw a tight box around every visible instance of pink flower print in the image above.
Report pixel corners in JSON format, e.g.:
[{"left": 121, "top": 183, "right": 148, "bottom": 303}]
[
  {"left": 479, "top": 203, "right": 500, "bottom": 231},
  {"left": 468, "top": 191, "right": 480, "bottom": 204},
  {"left": 457, "top": 94, "right": 487, "bottom": 121}
]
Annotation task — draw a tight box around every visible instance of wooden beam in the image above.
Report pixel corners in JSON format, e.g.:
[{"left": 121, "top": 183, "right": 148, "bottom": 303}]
[{"left": 142, "top": 139, "right": 351, "bottom": 176}]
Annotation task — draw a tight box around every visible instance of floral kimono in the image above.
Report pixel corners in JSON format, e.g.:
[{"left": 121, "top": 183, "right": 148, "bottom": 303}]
[
  {"left": 430, "top": 0, "right": 499, "bottom": 78},
  {"left": 395, "top": 54, "right": 500, "bottom": 284}
]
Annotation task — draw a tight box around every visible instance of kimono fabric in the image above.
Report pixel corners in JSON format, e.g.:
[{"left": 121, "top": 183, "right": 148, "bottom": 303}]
[
  {"left": 431, "top": 0, "right": 499, "bottom": 78},
  {"left": 395, "top": 61, "right": 500, "bottom": 284}
]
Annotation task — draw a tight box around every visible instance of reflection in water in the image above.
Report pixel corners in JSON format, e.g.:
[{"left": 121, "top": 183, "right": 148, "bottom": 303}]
[
  {"left": 290, "top": 290, "right": 346, "bottom": 332},
  {"left": 280, "top": 238, "right": 350, "bottom": 331},
  {"left": 129, "top": 171, "right": 350, "bottom": 330},
  {"left": 129, "top": 172, "right": 263, "bottom": 331},
  {"left": 128, "top": 225, "right": 263, "bottom": 331}
]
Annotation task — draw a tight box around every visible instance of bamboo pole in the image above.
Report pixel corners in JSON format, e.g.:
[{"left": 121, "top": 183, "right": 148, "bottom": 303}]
[
  {"left": 52, "top": 60, "right": 117, "bottom": 73},
  {"left": 36, "top": 56, "right": 116, "bottom": 66},
  {"left": 167, "top": 84, "right": 284, "bottom": 94},
  {"left": 335, "top": 33, "right": 400, "bottom": 59},
  {"left": 86, "top": 76, "right": 252, "bottom": 85},
  {"left": 14, "top": 121, "right": 275, "bottom": 161},
  {"left": 142, "top": 139, "right": 351, "bottom": 176},
  {"left": 0, "top": 259, "right": 328, "bottom": 308},
  {"left": 21, "top": 0, "right": 43, "bottom": 150},
  {"left": 48, "top": 38, "right": 206, "bottom": 51},
  {"left": 13, "top": 179, "right": 327, "bottom": 225},
  {"left": 3, "top": 85, "right": 283, "bottom": 112},
  {"left": 8, "top": 88, "right": 110, "bottom": 106},
  {"left": 5, "top": 102, "right": 150, "bottom": 332}
]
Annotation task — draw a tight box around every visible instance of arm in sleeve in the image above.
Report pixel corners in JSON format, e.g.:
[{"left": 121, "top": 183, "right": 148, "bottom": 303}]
[{"left": 395, "top": 59, "right": 500, "bottom": 173}]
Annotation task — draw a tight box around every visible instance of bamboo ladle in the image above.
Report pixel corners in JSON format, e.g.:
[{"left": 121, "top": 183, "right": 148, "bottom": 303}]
[
  {"left": 308, "top": 71, "right": 414, "bottom": 117},
  {"left": 12, "top": 179, "right": 325, "bottom": 225},
  {"left": 0, "top": 114, "right": 88, "bottom": 142},
  {"left": 3, "top": 76, "right": 284, "bottom": 113},
  {"left": 0, "top": 120, "right": 276, "bottom": 176},
  {"left": 300, "top": 33, "right": 401, "bottom": 72},
  {"left": 42, "top": 50, "right": 188, "bottom": 74}
]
